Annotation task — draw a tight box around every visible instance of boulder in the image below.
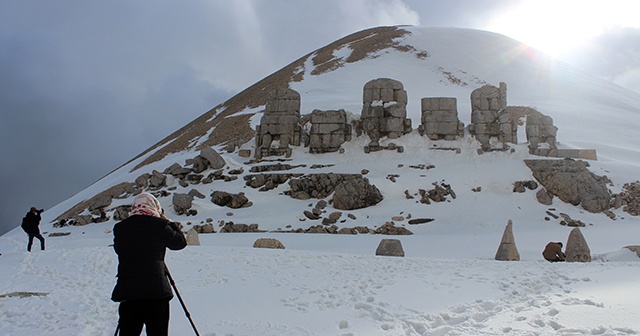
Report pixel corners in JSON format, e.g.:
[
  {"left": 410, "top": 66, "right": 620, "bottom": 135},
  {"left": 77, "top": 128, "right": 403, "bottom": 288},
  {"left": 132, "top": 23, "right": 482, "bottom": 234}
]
[
  {"left": 188, "top": 189, "right": 206, "bottom": 199},
  {"left": 495, "top": 220, "right": 520, "bottom": 261},
  {"left": 375, "top": 239, "right": 405, "bottom": 257},
  {"left": 332, "top": 177, "right": 383, "bottom": 210},
  {"left": 113, "top": 205, "right": 132, "bottom": 221},
  {"left": 253, "top": 238, "right": 286, "bottom": 249},
  {"left": 536, "top": 188, "right": 554, "bottom": 205},
  {"left": 374, "top": 222, "right": 413, "bottom": 235},
  {"left": 193, "top": 223, "right": 216, "bottom": 233},
  {"left": 565, "top": 227, "right": 591, "bottom": 262},
  {"left": 173, "top": 193, "right": 194, "bottom": 215},
  {"left": 200, "top": 147, "right": 226, "bottom": 170},
  {"left": 211, "top": 191, "right": 251, "bottom": 209},
  {"left": 149, "top": 170, "right": 167, "bottom": 189}
]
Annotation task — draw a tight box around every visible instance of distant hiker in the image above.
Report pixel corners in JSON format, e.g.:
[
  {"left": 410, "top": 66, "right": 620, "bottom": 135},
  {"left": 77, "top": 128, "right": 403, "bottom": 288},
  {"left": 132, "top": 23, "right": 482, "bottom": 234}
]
[
  {"left": 22, "top": 207, "right": 45, "bottom": 252},
  {"left": 111, "top": 192, "right": 187, "bottom": 336},
  {"left": 542, "top": 242, "right": 566, "bottom": 262}
]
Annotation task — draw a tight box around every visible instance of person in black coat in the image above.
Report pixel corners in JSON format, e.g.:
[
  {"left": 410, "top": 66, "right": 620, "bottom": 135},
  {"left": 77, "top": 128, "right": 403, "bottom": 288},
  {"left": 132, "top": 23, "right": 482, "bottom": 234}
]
[
  {"left": 111, "top": 192, "right": 187, "bottom": 336},
  {"left": 22, "top": 207, "right": 45, "bottom": 252}
]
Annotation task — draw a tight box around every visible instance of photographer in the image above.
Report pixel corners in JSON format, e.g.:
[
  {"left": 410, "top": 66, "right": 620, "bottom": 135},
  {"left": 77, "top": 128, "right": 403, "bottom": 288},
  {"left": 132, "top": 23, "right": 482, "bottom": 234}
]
[
  {"left": 111, "top": 192, "right": 186, "bottom": 336},
  {"left": 22, "top": 207, "right": 45, "bottom": 252}
]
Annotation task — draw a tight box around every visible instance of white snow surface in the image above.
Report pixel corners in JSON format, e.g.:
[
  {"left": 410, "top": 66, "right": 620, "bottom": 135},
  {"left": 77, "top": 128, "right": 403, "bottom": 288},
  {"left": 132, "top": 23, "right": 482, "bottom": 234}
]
[{"left": 2, "top": 26, "right": 640, "bottom": 335}]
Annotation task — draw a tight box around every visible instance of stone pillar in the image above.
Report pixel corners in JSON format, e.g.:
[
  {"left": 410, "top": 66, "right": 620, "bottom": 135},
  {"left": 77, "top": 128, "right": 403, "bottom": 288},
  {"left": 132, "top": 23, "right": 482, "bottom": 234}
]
[
  {"left": 495, "top": 220, "right": 520, "bottom": 261},
  {"left": 565, "top": 227, "right": 591, "bottom": 262}
]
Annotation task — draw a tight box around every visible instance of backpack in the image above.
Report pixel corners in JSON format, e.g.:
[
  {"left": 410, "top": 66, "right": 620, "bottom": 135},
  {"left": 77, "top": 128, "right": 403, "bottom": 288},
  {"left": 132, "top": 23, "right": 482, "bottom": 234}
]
[{"left": 21, "top": 216, "right": 31, "bottom": 234}]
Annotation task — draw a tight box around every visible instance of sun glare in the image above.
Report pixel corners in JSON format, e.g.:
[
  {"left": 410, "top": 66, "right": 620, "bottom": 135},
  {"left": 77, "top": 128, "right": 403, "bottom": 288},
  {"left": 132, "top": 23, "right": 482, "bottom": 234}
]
[{"left": 486, "top": 0, "right": 640, "bottom": 59}]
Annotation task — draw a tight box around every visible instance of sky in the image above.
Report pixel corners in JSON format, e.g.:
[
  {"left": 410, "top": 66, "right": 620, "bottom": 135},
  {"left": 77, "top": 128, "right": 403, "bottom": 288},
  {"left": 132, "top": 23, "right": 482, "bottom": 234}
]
[{"left": 1, "top": 0, "right": 639, "bottom": 235}]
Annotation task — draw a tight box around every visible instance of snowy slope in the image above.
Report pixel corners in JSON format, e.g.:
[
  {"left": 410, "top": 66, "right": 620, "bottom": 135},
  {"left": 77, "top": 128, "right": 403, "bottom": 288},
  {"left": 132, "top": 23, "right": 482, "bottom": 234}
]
[{"left": 1, "top": 26, "right": 640, "bottom": 335}]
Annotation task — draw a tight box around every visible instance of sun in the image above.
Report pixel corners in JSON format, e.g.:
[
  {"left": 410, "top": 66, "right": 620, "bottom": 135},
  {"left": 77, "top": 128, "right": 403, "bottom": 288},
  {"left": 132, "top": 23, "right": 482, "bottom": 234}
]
[{"left": 486, "top": 0, "right": 640, "bottom": 59}]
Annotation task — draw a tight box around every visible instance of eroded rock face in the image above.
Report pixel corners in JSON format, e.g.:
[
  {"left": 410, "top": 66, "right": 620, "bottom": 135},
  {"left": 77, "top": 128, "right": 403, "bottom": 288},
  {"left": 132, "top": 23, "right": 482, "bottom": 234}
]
[
  {"left": 469, "top": 82, "right": 516, "bottom": 151},
  {"left": 361, "top": 78, "right": 412, "bottom": 150},
  {"left": 255, "top": 88, "right": 302, "bottom": 159},
  {"left": 525, "top": 159, "right": 611, "bottom": 213}
]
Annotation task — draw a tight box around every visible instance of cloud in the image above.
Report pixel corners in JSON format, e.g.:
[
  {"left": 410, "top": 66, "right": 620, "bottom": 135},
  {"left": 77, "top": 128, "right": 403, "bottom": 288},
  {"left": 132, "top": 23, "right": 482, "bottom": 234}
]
[
  {"left": 1, "top": 0, "right": 638, "bottom": 236},
  {"left": 565, "top": 27, "right": 640, "bottom": 94}
]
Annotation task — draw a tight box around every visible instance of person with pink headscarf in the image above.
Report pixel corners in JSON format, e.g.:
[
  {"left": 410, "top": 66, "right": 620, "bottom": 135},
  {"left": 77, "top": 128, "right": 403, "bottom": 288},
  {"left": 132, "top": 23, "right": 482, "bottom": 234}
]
[{"left": 111, "top": 192, "right": 186, "bottom": 336}]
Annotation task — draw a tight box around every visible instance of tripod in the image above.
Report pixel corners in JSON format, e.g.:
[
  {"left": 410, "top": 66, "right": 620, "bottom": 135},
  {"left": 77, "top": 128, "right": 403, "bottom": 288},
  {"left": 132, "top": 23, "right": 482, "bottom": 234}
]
[
  {"left": 113, "top": 265, "right": 200, "bottom": 336},
  {"left": 165, "top": 265, "right": 201, "bottom": 336}
]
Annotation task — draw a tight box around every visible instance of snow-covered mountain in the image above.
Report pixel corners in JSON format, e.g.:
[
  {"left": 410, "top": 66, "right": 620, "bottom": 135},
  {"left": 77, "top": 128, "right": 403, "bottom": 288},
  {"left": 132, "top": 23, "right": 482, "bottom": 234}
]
[{"left": 1, "top": 26, "right": 640, "bottom": 335}]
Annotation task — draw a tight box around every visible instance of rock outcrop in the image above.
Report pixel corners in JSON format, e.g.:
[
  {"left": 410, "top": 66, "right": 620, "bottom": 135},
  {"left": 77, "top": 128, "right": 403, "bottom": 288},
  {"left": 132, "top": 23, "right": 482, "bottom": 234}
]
[{"left": 525, "top": 159, "right": 611, "bottom": 213}]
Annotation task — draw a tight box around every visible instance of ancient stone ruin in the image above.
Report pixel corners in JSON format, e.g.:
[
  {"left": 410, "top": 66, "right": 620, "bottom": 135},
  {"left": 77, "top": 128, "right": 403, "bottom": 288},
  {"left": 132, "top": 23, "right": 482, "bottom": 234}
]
[
  {"left": 361, "top": 78, "right": 412, "bottom": 152},
  {"left": 495, "top": 220, "right": 520, "bottom": 261},
  {"left": 469, "top": 82, "right": 516, "bottom": 151},
  {"left": 524, "top": 108, "right": 558, "bottom": 151},
  {"left": 565, "top": 227, "right": 591, "bottom": 262},
  {"left": 308, "top": 109, "right": 352, "bottom": 153},
  {"left": 255, "top": 88, "right": 302, "bottom": 159},
  {"left": 508, "top": 106, "right": 597, "bottom": 160},
  {"left": 375, "top": 238, "right": 405, "bottom": 257},
  {"left": 418, "top": 97, "right": 464, "bottom": 140}
]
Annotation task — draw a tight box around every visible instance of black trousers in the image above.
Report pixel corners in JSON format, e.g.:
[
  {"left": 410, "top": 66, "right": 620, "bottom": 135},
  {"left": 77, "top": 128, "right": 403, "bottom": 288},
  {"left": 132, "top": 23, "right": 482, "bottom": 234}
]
[
  {"left": 27, "top": 233, "right": 45, "bottom": 251},
  {"left": 118, "top": 298, "right": 170, "bottom": 336}
]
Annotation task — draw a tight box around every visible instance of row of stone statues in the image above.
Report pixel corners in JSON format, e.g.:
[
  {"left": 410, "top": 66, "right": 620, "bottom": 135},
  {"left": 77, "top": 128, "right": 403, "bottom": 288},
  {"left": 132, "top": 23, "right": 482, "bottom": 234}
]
[{"left": 254, "top": 78, "right": 563, "bottom": 159}]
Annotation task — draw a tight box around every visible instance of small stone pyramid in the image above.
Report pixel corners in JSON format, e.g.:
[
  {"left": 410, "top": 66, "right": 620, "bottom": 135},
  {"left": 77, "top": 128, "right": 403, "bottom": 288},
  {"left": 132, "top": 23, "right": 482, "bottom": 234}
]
[
  {"left": 376, "top": 239, "right": 405, "bottom": 257},
  {"left": 565, "top": 227, "right": 591, "bottom": 262},
  {"left": 186, "top": 228, "right": 200, "bottom": 246},
  {"left": 495, "top": 220, "right": 520, "bottom": 261}
]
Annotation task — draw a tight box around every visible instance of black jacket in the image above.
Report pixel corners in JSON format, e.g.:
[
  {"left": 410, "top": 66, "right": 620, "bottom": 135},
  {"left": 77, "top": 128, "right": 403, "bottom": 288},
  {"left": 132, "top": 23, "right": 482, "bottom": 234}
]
[
  {"left": 111, "top": 215, "right": 187, "bottom": 302},
  {"left": 22, "top": 211, "right": 42, "bottom": 235}
]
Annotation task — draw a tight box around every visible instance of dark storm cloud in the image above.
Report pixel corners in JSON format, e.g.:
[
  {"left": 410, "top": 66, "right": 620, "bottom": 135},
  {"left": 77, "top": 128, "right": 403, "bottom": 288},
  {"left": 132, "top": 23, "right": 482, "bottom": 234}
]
[{"left": 0, "top": 1, "right": 234, "bottom": 234}]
